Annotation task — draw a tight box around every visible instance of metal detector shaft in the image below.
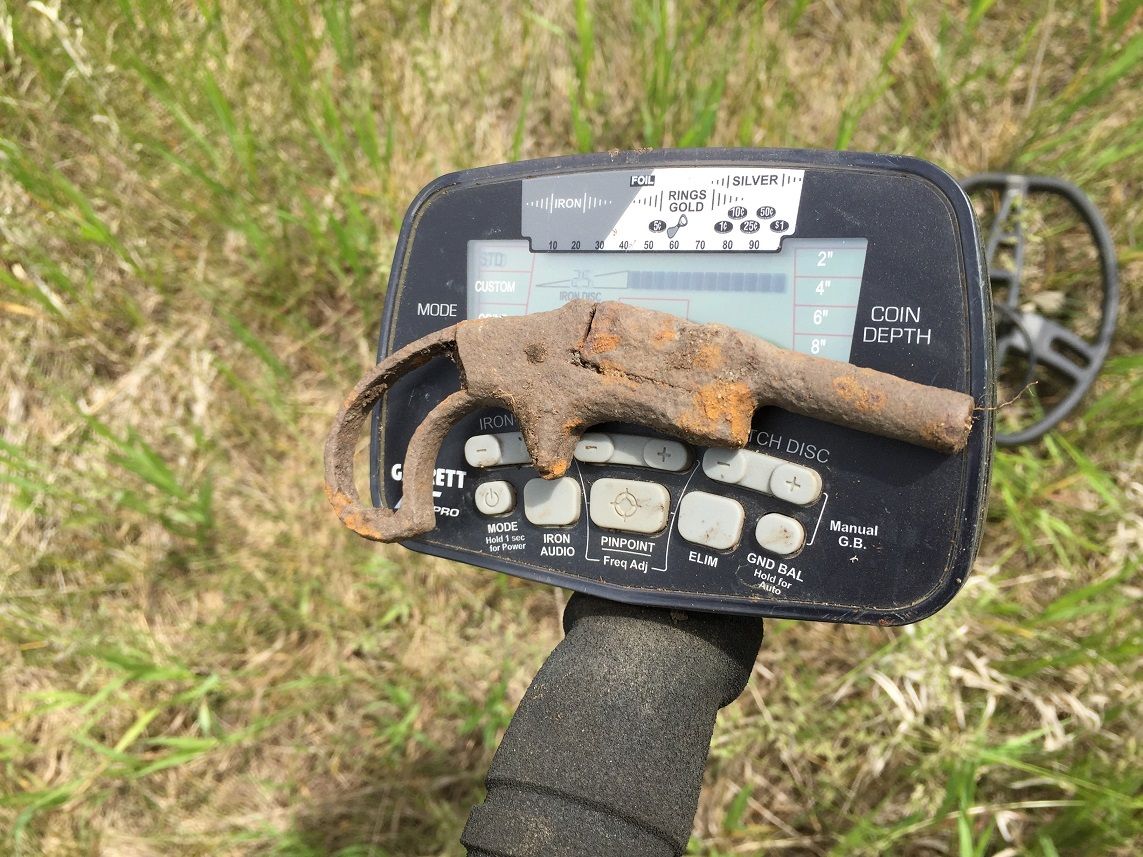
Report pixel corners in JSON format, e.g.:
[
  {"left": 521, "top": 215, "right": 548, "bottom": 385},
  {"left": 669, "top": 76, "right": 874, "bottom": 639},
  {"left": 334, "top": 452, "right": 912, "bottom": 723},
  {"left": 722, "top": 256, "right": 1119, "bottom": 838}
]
[{"left": 461, "top": 594, "right": 764, "bottom": 857}]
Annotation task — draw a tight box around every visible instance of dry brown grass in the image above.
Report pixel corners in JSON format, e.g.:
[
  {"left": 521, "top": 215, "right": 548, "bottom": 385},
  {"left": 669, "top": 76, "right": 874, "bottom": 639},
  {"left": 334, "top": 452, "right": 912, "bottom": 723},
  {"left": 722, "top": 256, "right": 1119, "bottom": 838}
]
[{"left": 1, "top": 1, "right": 1140, "bottom": 855}]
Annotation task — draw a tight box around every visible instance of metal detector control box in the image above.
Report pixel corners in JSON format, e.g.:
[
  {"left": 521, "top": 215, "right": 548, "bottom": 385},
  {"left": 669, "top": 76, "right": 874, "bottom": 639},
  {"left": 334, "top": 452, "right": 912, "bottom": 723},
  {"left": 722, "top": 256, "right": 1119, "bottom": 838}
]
[{"left": 368, "top": 149, "right": 993, "bottom": 624}]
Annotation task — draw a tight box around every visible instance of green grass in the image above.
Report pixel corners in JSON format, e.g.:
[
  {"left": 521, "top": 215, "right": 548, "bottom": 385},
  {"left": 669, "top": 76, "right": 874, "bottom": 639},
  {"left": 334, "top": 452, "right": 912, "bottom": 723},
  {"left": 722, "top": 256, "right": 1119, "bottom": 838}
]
[{"left": 1, "top": 1, "right": 1140, "bottom": 854}]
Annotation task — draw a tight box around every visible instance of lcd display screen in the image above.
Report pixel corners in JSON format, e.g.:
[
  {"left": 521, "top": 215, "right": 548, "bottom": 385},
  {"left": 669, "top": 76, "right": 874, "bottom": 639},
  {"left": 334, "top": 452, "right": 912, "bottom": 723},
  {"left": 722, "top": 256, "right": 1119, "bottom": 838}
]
[{"left": 467, "top": 238, "right": 868, "bottom": 361}]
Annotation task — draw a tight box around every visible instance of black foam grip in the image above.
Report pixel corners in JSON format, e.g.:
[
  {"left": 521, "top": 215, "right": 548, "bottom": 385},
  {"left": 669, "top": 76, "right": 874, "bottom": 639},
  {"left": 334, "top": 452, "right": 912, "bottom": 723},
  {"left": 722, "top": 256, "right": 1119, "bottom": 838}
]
[{"left": 462, "top": 593, "right": 764, "bottom": 857}]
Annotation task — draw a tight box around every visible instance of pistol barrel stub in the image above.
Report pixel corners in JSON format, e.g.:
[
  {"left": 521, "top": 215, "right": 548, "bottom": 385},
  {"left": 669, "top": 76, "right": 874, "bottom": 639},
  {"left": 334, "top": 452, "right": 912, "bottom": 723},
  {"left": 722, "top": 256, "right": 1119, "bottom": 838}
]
[{"left": 579, "top": 301, "right": 974, "bottom": 455}]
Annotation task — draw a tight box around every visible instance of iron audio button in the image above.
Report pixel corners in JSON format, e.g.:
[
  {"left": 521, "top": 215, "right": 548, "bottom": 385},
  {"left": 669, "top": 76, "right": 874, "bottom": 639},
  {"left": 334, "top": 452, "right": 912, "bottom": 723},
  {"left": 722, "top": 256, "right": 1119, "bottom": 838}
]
[{"left": 523, "top": 477, "right": 582, "bottom": 527}]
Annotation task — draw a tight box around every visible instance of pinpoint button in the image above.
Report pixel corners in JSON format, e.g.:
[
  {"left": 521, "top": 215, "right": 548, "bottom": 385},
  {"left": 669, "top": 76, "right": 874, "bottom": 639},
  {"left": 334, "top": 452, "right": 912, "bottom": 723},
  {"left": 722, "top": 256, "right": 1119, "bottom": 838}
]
[
  {"left": 611, "top": 490, "right": 640, "bottom": 519},
  {"left": 589, "top": 478, "right": 669, "bottom": 534}
]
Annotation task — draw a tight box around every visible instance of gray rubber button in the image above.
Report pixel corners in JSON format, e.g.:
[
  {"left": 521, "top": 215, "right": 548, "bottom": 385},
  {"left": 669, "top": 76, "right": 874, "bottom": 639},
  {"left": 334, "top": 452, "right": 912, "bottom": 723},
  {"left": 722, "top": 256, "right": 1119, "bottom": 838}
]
[
  {"left": 523, "top": 477, "right": 581, "bottom": 526},
  {"left": 465, "top": 432, "right": 531, "bottom": 468},
  {"left": 602, "top": 434, "right": 646, "bottom": 467},
  {"left": 769, "top": 462, "right": 822, "bottom": 505},
  {"left": 755, "top": 513, "right": 805, "bottom": 555},
  {"left": 474, "top": 480, "right": 515, "bottom": 516},
  {"left": 588, "top": 478, "right": 670, "bottom": 534},
  {"left": 677, "top": 491, "right": 745, "bottom": 550},
  {"left": 574, "top": 432, "right": 614, "bottom": 463},
  {"left": 702, "top": 447, "right": 782, "bottom": 494},
  {"left": 574, "top": 433, "right": 691, "bottom": 471},
  {"left": 702, "top": 448, "right": 748, "bottom": 483},
  {"left": 641, "top": 438, "right": 690, "bottom": 472}
]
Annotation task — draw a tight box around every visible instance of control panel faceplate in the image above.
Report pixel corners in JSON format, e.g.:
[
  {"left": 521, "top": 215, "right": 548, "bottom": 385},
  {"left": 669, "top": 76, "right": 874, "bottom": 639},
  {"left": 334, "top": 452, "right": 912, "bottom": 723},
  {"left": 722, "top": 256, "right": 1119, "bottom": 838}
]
[{"left": 370, "top": 149, "right": 993, "bottom": 625}]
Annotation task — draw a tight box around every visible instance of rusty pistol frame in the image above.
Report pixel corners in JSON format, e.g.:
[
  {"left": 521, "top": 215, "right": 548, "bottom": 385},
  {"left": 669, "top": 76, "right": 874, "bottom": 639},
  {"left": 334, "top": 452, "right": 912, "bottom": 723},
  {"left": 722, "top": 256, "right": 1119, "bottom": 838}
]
[{"left": 324, "top": 300, "right": 974, "bottom": 542}]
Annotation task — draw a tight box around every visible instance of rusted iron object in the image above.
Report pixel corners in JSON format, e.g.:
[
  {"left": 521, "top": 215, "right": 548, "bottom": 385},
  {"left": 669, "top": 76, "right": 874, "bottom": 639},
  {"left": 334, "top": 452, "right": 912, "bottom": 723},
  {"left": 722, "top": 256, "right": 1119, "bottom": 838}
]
[{"left": 325, "top": 300, "right": 975, "bottom": 542}]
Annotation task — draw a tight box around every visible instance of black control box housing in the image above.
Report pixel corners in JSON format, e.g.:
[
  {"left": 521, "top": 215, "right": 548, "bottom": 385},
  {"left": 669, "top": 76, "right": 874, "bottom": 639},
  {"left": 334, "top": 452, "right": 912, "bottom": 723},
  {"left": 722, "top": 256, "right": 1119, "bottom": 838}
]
[{"left": 369, "top": 149, "right": 993, "bottom": 625}]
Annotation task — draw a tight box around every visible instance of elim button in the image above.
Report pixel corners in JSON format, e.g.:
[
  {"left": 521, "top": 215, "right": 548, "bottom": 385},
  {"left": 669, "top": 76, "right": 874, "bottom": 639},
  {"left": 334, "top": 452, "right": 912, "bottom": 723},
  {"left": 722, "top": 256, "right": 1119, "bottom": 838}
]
[
  {"left": 573, "top": 432, "right": 614, "bottom": 463},
  {"left": 641, "top": 438, "right": 689, "bottom": 472},
  {"left": 677, "top": 491, "right": 745, "bottom": 550}
]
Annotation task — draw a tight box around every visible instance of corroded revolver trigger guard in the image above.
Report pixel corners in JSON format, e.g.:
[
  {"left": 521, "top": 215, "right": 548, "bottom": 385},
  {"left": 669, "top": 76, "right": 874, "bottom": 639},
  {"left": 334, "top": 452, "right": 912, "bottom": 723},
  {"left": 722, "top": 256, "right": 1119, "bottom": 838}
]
[{"left": 323, "top": 326, "right": 480, "bottom": 541}]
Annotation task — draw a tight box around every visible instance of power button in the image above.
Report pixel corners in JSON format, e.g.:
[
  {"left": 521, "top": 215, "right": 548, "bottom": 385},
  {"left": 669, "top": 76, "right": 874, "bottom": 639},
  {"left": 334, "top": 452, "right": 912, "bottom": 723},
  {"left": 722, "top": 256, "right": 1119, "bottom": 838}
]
[{"left": 474, "top": 480, "right": 515, "bottom": 516}]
